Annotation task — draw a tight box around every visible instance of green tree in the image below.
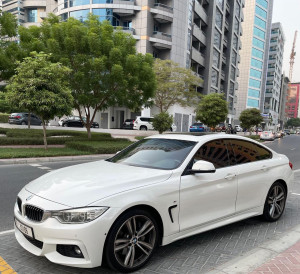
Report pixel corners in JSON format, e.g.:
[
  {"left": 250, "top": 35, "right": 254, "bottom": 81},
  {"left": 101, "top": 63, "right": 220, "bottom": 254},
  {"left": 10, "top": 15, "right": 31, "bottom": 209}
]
[
  {"left": 196, "top": 93, "right": 228, "bottom": 128},
  {"left": 153, "top": 59, "right": 202, "bottom": 113},
  {"left": 6, "top": 52, "right": 73, "bottom": 149},
  {"left": 286, "top": 118, "right": 300, "bottom": 128},
  {"left": 152, "top": 112, "right": 173, "bottom": 134},
  {"left": 239, "top": 108, "right": 263, "bottom": 133},
  {"left": 18, "top": 14, "right": 156, "bottom": 138},
  {"left": 0, "top": 12, "right": 17, "bottom": 38}
]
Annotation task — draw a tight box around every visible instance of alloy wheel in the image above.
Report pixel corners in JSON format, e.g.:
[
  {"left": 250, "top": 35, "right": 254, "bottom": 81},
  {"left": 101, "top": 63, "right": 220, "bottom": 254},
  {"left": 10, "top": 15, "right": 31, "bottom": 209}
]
[
  {"left": 267, "top": 185, "right": 286, "bottom": 219},
  {"left": 113, "top": 215, "right": 156, "bottom": 269}
]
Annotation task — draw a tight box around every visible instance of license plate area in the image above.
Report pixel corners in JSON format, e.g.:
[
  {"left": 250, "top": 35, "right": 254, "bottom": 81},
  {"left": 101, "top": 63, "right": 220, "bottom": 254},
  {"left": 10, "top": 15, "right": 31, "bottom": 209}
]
[{"left": 15, "top": 218, "right": 34, "bottom": 239}]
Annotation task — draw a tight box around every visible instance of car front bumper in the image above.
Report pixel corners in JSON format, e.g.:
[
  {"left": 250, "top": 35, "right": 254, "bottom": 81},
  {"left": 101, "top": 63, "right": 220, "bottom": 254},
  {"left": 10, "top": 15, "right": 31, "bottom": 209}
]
[{"left": 14, "top": 191, "right": 119, "bottom": 268}]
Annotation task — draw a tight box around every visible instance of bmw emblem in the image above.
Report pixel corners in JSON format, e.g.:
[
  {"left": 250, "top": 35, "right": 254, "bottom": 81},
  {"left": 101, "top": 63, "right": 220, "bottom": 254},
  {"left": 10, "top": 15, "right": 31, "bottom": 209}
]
[{"left": 26, "top": 195, "right": 33, "bottom": 201}]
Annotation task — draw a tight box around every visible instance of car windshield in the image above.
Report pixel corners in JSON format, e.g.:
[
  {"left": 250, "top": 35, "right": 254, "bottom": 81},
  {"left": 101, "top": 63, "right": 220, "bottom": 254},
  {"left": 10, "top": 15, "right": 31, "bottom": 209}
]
[{"left": 107, "top": 138, "right": 196, "bottom": 170}]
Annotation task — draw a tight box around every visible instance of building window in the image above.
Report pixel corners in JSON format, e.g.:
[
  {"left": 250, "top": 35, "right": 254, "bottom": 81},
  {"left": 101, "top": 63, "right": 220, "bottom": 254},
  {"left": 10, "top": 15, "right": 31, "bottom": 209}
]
[
  {"left": 249, "top": 78, "right": 261, "bottom": 89},
  {"left": 61, "top": 13, "right": 68, "bottom": 21},
  {"left": 253, "top": 27, "right": 265, "bottom": 39},
  {"left": 214, "top": 29, "right": 221, "bottom": 49},
  {"left": 92, "top": 9, "right": 114, "bottom": 23},
  {"left": 93, "top": 0, "right": 113, "bottom": 3},
  {"left": 215, "top": 8, "right": 223, "bottom": 30},
  {"left": 27, "top": 9, "right": 37, "bottom": 22},
  {"left": 247, "top": 98, "right": 259, "bottom": 108},
  {"left": 233, "top": 34, "right": 238, "bottom": 50},
  {"left": 255, "top": 5, "right": 267, "bottom": 19},
  {"left": 217, "top": 0, "right": 224, "bottom": 9},
  {"left": 252, "top": 47, "right": 264, "bottom": 59},
  {"left": 234, "top": 17, "right": 239, "bottom": 33},
  {"left": 253, "top": 37, "right": 265, "bottom": 50},
  {"left": 254, "top": 16, "right": 266, "bottom": 29},
  {"left": 70, "top": 0, "right": 90, "bottom": 7},
  {"left": 64, "top": 0, "right": 68, "bottom": 9},
  {"left": 235, "top": 2, "right": 240, "bottom": 17},
  {"left": 211, "top": 69, "right": 219, "bottom": 87},
  {"left": 187, "top": 29, "right": 191, "bottom": 51},
  {"left": 256, "top": 0, "right": 268, "bottom": 9},
  {"left": 250, "top": 68, "right": 262, "bottom": 79},
  {"left": 229, "top": 82, "right": 235, "bottom": 95},
  {"left": 251, "top": 58, "right": 263, "bottom": 69},
  {"left": 70, "top": 9, "right": 90, "bottom": 22},
  {"left": 231, "top": 50, "right": 237, "bottom": 65},
  {"left": 213, "top": 49, "right": 220, "bottom": 67},
  {"left": 231, "top": 66, "right": 235, "bottom": 81},
  {"left": 248, "top": 88, "right": 259, "bottom": 98}
]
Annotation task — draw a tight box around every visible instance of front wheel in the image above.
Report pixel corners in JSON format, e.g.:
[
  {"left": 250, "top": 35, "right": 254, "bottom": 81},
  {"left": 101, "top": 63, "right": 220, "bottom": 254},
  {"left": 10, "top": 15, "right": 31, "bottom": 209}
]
[
  {"left": 262, "top": 182, "right": 287, "bottom": 222},
  {"left": 105, "top": 209, "right": 159, "bottom": 273},
  {"left": 63, "top": 123, "right": 68, "bottom": 127}
]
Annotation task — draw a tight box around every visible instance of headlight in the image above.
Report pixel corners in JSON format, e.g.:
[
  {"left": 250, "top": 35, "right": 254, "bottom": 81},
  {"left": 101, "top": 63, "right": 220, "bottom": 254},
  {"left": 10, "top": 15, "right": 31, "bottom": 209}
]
[{"left": 51, "top": 207, "right": 108, "bottom": 224}]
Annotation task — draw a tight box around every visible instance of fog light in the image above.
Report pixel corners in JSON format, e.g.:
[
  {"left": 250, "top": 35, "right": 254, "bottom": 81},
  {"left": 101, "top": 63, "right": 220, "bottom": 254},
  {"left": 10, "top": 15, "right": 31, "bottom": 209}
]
[{"left": 74, "top": 246, "right": 82, "bottom": 255}]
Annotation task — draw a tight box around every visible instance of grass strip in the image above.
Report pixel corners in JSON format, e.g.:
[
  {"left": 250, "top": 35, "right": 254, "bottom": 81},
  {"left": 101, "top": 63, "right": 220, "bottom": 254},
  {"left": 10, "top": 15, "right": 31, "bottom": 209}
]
[{"left": 0, "top": 147, "right": 93, "bottom": 159}]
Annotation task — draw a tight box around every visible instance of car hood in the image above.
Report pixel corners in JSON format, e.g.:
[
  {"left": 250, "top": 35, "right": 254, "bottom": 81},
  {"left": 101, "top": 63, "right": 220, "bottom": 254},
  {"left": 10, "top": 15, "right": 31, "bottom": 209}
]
[{"left": 25, "top": 160, "right": 172, "bottom": 207}]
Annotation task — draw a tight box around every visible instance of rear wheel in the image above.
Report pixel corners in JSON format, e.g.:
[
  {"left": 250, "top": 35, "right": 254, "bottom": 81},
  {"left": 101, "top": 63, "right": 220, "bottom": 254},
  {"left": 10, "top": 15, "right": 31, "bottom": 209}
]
[
  {"left": 63, "top": 123, "right": 68, "bottom": 127},
  {"left": 140, "top": 126, "right": 147, "bottom": 131},
  {"left": 262, "top": 182, "right": 287, "bottom": 222},
  {"left": 21, "top": 121, "right": 26, "bottom": 125},
  {"left": 105, "top": 209, "right": 159, "bottom": 273}
]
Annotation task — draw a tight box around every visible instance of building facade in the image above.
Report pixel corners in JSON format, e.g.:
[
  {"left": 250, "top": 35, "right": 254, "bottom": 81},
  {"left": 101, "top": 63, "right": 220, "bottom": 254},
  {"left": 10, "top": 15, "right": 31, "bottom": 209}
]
[
  {"left": 286, "top": 83, "right": 300, "bottom": 119},
  {"left": 278, "top": 74, "right": 289, "bottom": 129},
  {"left": 235, "top": 0, "right": 273, "bottom": 124},
  {"left": 3, "top": 0, "right": 244, "bottom": 130},
  {"left": 263, "top": 22, "right": 285, "bottom": 129}
]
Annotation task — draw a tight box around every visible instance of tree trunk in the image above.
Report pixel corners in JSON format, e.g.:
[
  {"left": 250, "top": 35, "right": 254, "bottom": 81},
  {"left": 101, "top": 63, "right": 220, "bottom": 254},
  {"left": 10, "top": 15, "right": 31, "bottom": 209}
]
[
  {"left": 86, "top": 124, "right": 92, "bottom": 139},
  {"left": 28, "top": 112, "right": 31, "bottom": 129},
  {"left": 42, "top": 119, "right": 48, "bottom": 150}
]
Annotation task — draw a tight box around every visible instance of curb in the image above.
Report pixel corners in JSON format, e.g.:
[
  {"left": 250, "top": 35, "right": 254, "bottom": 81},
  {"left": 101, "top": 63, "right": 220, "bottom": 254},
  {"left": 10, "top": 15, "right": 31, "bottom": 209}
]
[
  {"left": 206, "top": 224, "right": 300, "bottom": 274},
  {"left": 0, "top": 154, "right": 113, "bottom": 165}
]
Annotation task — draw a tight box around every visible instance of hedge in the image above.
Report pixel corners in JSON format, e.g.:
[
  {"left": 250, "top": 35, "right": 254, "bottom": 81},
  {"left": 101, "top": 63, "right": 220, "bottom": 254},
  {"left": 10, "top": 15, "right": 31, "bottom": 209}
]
[
  {"left": 0, "top": 113, "right": 9, "bottom": 123},
  {"left": 66, "top": 140, "right": 132, "bottom": 154}
]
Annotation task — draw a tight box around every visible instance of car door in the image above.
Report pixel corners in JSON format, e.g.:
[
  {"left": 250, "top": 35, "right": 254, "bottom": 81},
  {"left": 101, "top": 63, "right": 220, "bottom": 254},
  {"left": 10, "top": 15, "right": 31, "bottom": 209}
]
[
  {"left": 179, "top": 139, "right": 238, "bottom": 231},
  {"left": 229, "top": 139, "right": 273, "bottom": 212},
  {"left": 30, "top": 114, "right": 38, "bottom": 125}
]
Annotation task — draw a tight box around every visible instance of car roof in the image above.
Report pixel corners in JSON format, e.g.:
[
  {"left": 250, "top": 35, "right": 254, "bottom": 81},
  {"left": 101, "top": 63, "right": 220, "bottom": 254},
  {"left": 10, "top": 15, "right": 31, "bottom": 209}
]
[{"left": 146, "top": 133, "right": 263, "bottom": 143}]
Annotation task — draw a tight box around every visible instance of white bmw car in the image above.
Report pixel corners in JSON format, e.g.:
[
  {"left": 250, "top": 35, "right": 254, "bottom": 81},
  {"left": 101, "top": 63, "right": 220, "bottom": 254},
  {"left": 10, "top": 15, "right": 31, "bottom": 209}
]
[{"left": 14, "top": 134, "right": 293, "bottom": 272}]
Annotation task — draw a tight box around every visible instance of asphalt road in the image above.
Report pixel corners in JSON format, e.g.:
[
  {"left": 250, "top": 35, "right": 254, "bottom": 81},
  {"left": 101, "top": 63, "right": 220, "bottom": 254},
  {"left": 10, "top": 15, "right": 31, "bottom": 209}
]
[{"left": 0, "top": 135, "right": 300, "bottom": 232}]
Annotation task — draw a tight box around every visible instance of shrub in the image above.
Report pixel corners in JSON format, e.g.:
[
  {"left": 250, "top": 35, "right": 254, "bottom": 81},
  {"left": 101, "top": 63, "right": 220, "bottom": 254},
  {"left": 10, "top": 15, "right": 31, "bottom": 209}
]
[
  {"left": 152, "top": 112, "right": 173, "bottom": 134},
  {"left": 66, "top": 140, "right": 132, "bottom": 154},
  {"left": 0, "top": 113, "right": 9, "bottom": 123}
]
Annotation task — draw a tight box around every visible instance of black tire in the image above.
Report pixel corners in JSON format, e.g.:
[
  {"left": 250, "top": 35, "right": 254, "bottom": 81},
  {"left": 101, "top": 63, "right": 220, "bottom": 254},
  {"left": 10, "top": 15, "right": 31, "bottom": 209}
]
[
  {"left": 262, "top": 181, "right": 287, "bottom": 222},
  {"left": 63, "top": 123, "right": 68, "bottom": 127},
  {"left": 21, "top": 121, "right": 26, "bottom": 125},
  {"left": 105, "top": 209, "right": 159, "bottom": 273},
  {"left": 140, "top": 126, "right": 147, "bottom": 131}
]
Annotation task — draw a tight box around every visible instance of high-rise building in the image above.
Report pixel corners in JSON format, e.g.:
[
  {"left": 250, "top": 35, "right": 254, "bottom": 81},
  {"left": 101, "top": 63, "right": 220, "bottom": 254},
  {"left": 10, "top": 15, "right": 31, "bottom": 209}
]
[
  {"left": 3, "top": 0, "right": 244, "bottom": 130},
  {"left": 1, "top": 0, "right": 57, "bottom": 27},
  {"left": 286, "top": 83, "right": 300, "bottom": 119},
  {"left": 278, "top": 74, "right": 289, "bottom": 129},
  {"left": 263, "top": 22, "right": 285, "bottom": 129},
  {"left": 235, "top": 0, "right": 273, "bottom": 124}
]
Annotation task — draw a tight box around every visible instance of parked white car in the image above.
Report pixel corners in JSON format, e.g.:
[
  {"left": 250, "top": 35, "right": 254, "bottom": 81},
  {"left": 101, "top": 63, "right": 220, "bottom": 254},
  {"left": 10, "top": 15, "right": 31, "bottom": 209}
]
[
  {"left": 260, "top": 131, "right": 275, "bottom": 141},
  {"left": 14, "top": 134, "right": 293, "bottom": 272},
  {"left": 133, "top": 116, "right": 177, "bottom": 132}
]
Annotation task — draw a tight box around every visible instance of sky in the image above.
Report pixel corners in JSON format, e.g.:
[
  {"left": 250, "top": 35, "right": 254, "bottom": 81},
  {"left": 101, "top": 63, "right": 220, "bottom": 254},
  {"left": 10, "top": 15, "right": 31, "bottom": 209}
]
[{"left": 272, "top": 0, "right": 300, "bottom": 82}]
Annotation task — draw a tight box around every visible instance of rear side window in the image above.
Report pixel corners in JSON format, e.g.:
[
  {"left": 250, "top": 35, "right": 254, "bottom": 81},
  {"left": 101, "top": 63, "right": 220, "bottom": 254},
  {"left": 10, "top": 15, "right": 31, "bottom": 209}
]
[
  {"left": 140, "top": 118, "right": 147, "bottom": 122},
  {"left": 193, "top": 139, "right": 230, "bottom": 168},
  {"left": 230, "top": 140, "right": 272, "bottom": 164}
]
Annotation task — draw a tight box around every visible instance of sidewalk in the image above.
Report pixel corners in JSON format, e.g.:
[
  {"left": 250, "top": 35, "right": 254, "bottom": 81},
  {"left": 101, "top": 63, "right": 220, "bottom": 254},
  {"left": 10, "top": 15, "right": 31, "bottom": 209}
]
[{"left": 207, "top": 224, "right": 300, "bottom": 274}]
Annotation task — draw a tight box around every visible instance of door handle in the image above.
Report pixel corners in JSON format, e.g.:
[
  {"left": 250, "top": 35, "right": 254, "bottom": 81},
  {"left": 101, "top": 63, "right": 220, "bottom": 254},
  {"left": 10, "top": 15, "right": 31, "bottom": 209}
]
[
  {"left": 261, "top": 165, "right": 269, "bottom": 172},
  {"left": 225, "top": 174, "right": 236, "bottom": 180}
]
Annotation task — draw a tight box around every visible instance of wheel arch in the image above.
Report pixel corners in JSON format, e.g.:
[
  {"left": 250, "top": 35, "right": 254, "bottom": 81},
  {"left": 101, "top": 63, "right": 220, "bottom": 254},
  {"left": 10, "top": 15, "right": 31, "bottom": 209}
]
[{"left": 274, "top": 179, "right": 288, "bottom": 194}]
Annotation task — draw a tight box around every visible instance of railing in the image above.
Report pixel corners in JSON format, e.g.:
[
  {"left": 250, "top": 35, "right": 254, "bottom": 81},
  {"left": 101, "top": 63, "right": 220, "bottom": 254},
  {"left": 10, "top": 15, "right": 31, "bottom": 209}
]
[
  {"left": 153, "top": 31, "right": 172, "bottom": 40},
  {"left": 154, "top": 3, "right": 173, "bottom": 12},
  {"left": 114, "top": 26, "right": 135, "bottom": 34},
  {"left": 225, "top": 20, "right": 229, "bottom": 28}
]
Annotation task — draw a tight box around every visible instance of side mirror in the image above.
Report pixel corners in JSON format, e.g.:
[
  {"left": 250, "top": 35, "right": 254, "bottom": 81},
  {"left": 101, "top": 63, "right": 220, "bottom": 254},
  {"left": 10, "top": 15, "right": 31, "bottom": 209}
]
[{"left": 189, "top": 160, "right": 216, "bottom": 174}]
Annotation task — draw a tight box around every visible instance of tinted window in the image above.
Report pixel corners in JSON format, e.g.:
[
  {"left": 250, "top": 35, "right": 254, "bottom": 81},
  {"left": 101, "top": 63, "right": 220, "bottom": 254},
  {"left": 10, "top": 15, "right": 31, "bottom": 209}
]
[
  {"left": 193, "top": 140, "right": 229, "bottom": 168},
  {"left": 108, "top": 138, "right": 196, "bottom": 170},
  {"left": 230, "top": 140, "right": 272, "bottom": 164},
  {"left": 140, "top": 118, "right": 147, "bottom": 122},
  {"left": 225, "top": 140, "right": 237, "bottom": 165}
]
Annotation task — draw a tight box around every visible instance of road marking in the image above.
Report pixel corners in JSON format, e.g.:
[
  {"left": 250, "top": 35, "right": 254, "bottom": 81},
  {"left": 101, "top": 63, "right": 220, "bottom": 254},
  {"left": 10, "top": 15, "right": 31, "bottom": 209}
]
[
  {"left": 38, "top": 166, "right": 51, "bottom": 170},
  {"left": 294, "top": 169, "right": 300, "bottom": 173},
  {"left": 0, "top": 229, "right": 14, "bottom": 236},
  {"left": 0, "top": 256, "right": 17, "bottom": 274},
  {"left": 290, "top": 148, "right": 296, "bottom": 150},
  {"left": 292, "top": 193, "right": 300, "bottom": 196},
  {"left": 29, "top": 164, "right": 42, "bottom": 167}
]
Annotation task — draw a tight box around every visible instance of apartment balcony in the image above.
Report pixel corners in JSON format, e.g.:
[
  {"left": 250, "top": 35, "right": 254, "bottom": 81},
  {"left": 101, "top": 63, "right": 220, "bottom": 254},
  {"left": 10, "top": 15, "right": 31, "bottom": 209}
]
[
  {"left": 191, "top": 47, "right": 205, "bottom": 67},
  {"left": 226, "top": 2, "right": 230, "bottom": 13},
  {"left": 222, "top": 56, "right": 227, "bottom": 64},
  {"left": 223, "top": 38, "right": 228, "bottom": 47},
  {"left": 193, "top": 24, "right": 206, "bottom": 45},
  {"left": 221, "top": 70, "right": 226, "bottom": 80},
  {"left": 235, "top": 82, "right": 239, "bottom": 90},
  {"left": 150, "top": 31, "right": 172, "bottom": 49},
  {"left": 194, "top": 0, "right": 208, "bottom": 24},
  {"left": 193, "top": 72, "right": 204, "bottom": 87},
  {"left": 113, "top": 0, "right": 136, "bottom": 17},
  {"left": 225, "top": 20, "right": 229, "bottom": 30},
  {"left": 151, "top": 3, "right": 173, "bottom": 23},
  {"left": 39, "top": 12, "right": 47, "bottom": 19},
  {"left": 114, "top": 26, "right": 135, "bottom": 35},
  {"left": 23, "top": 0, "right": 46, "bottom": 7}
]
